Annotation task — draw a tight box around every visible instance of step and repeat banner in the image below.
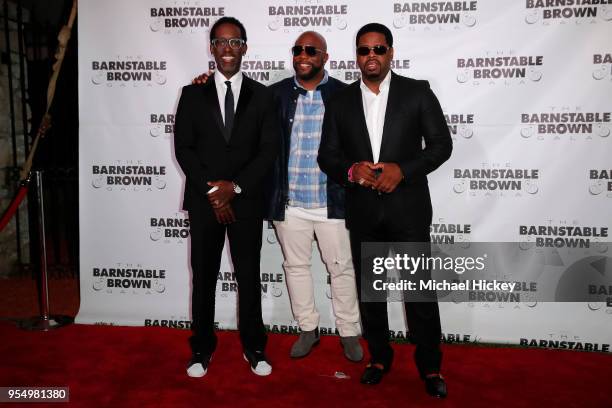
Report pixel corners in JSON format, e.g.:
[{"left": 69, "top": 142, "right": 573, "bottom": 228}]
[{"left": 77, "top": 0, "right": 612, "bottom": 352}]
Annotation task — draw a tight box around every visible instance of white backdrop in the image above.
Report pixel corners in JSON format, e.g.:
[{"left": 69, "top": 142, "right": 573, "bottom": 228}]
[{"left": 77, "top": 0, "right": 612, "bottom": 352}]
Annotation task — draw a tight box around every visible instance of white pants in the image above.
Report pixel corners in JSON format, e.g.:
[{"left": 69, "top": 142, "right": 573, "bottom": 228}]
[{"left": 274, "top": 211, "right": 361, "bottom": 337}]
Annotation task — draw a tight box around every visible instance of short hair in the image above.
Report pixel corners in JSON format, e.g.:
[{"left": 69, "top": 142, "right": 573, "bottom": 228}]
[
  {"left": 210, "top": 17, "right": 247, "bottom": 43},
  {"left": 355, "top": 23, "right": 393, "bottom": 47}
]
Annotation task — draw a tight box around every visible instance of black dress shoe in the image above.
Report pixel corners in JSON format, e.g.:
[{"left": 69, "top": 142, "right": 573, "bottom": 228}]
[
  {"left": 424, "top": 375, "right": 447, "bottom": 398},
  {"left": 360, "top": 365, "right": 387, "bottom": 385}
]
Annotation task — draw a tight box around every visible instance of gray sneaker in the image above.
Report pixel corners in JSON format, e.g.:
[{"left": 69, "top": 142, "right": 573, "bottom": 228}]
[
  {"left": 340, "top": 336, "right": 363, "bottom": 362},
  {"left": 290, "top": 328, "right": 320, "bottom": 358}
]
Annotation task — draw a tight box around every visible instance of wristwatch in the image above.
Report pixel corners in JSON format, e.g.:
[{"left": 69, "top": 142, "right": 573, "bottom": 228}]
[{"left": 232, "top": 182, "right": 242, "bottom": 194}]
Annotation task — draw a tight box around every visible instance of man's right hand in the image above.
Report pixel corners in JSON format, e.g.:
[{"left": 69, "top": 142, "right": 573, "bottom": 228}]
[
  {"left": 351, "top": 161, "right": 381, "bottom": 188},
  {"left": 213, "top": 203, "right": 236, "bottom": 225},
  {"left": 192, "top": 70, "right": 213, "bottom": 85}
]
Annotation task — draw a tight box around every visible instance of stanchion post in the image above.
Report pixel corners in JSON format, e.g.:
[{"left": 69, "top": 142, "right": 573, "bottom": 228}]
[
  {"left": 18, "top": 170, "right": 73, "bottom": 331},
  {"left": 37, "top": 170, "right": 50, "bottom": 321}
]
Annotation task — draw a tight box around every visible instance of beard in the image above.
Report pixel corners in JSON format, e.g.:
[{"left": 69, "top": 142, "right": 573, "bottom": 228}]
[{"left": 294, "top": 61, "right": 323, "bottom": 81}]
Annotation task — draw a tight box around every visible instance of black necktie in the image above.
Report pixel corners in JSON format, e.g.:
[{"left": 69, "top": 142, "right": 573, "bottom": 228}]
[{"left": 224, "top": 80, "right": 234, "bottom": 141}]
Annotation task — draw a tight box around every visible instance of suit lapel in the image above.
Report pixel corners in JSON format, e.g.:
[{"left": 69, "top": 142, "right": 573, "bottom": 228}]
[
  {"left": 379, "top": 72, "right": 399, "bottom": 162},
  {"left": 352, "top": 83, "right": 374, "bottom": 162},
  {"left": 202, "top": 78, "right": 225, "bottom": 135},
  {"left": 232, "top": 74, "right": 253, "bottom": 139}
]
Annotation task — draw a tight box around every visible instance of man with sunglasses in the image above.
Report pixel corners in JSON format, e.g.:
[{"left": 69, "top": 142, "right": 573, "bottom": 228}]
[
  {"left": 318, "top": 23, "right": 452, "bottom": 398},
  {"left": 174, "top": 16, "right": 279, "bottom": 378},
  {"left": 191, "top": 31, "right": 362, "bottom": 362},
  {"left": 267, "top": 32, "right": 362, "bottom": 362}
]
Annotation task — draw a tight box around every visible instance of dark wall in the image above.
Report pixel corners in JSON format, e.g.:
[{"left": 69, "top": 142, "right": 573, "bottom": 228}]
[{"left": 22, "top": 0, "right": 79, "bottom": 277}]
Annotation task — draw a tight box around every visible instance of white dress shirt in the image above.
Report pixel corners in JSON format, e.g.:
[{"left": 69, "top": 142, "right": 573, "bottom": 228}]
[
  {"left": 214, "top": 70, "right": 243, "bottom": 125},
  {"left": 360, "top": 71, "right": 391, "bottom": 163}
]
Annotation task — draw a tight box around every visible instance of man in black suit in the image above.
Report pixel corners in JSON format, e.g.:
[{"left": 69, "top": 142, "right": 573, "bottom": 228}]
[
  {"left": 318, "top": 23, "right": 452, "bottom": 397},
  {"left": 174, "top": 17, "right": 279, "bottom": 378}
]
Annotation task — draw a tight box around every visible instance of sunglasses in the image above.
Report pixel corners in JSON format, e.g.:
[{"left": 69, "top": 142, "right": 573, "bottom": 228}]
[
  {"left": 291, "top": 45, "right": 324, "bottom": 57},
  {"left": 211, "top": 38, "right": 245, "bottom": 50},
  {"left": 356, "top": 45, "right": 390, "bottom": 56}
]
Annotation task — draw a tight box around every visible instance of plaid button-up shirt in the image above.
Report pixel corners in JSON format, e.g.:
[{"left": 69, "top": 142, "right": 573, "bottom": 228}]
[{"left": 287, "top": 74, "right": 329, "bottom": 208}]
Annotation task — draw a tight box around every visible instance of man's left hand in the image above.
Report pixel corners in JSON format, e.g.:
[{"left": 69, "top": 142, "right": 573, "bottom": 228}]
[
  {"left": 207, "top": 180, "right": 235, "bottom": 208},
  {"left": 373, "top": 163, "right": 404, "bottom": 193}
]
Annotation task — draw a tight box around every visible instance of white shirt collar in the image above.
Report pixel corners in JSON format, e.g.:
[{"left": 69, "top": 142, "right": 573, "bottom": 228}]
[{"left": 214, "top": 69, "right": 243, "bottom": 88}]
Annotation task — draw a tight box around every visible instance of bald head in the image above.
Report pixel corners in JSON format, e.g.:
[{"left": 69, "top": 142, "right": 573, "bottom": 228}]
[
  {"left": 292, "top": 31, "right": 329, "bottom": 87},
  {"left": 295, "top": 31, "right": 327, "bottom": 52}
]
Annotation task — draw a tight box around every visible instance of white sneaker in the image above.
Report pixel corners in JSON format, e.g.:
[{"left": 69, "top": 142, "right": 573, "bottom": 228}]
[
  {"left": 186, "top": 352, "right": 212, "bottom": 378},
  {"left": 243, "top": 352, "right": 272, "bottom": 376},
  {"left": 187, "top": 362, "right": 206, "bottom": 378}
]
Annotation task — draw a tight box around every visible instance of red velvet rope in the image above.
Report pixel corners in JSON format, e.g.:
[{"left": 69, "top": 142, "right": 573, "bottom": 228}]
[{"left": 0, "top": 185, "right": 28, "bottom": 232}]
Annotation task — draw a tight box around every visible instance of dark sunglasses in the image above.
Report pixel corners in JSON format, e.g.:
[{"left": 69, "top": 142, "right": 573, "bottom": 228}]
[
  {"left": 356, "top": 45, "right": 390, "bottom": 56},
  {"left": 291, "top": 45, "right": 324, "bottom": 57}
]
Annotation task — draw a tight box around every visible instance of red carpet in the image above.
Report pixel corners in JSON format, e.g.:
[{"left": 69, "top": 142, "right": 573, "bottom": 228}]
[
  {"left": 0, "top": 277, "right": 79, "bottom": 319},
  {"left": 0, "top": 322, "right": 610, "bottom": 407}
]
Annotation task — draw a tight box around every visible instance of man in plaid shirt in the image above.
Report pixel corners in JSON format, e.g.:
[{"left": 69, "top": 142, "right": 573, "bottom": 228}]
[{"left": 268, "top": 31, "right": 362, "bottom": 361}]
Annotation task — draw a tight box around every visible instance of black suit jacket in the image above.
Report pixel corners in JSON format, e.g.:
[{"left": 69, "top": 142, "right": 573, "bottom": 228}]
[
  {"left": 317, "top": 72, "right": 452, "bottom": 231},
  {"left": 174, "top": 75, "right": 279, "bottom": 218}
]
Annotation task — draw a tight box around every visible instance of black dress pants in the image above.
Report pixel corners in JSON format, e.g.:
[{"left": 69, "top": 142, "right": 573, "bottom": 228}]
[
  {"left": 349, "top": 205, "right": 442, "bottom": 377},
  {"left": 188, "top": 205, "right": 267, "bottom": 355}
]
